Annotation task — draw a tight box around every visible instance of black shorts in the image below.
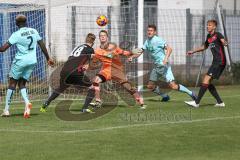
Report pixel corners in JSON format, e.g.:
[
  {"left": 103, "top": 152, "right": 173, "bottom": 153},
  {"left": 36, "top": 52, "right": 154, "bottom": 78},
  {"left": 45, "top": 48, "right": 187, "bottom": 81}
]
[
  {"left": 61, "top": 70, "right": 92, "bottom": 87},
  {"left": 65, "top": 74, "right": 91, "bottom": 87},
  {"left": 207, "top": 64, "right": 225, "bottom": 80}
]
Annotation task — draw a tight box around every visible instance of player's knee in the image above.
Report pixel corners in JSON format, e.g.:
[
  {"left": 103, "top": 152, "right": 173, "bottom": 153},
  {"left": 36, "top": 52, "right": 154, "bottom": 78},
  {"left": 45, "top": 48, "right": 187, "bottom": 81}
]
[
  {"left": 18, "top": 82, "right": 26, "bottom": 89},
  {"left": 147, "top": 84, "right": 155, "bottom": 90},
  {"left": 129, "top": 87, "right": 137, "bottom": 95},
  {"left": 90, "top": 83, "right": 100, "bottom": 92},
  {"left": 93, "top": 75, "right": 104, "bottom": 84},
  {"left": 169, "top": 82, "right": 178, "bottom": 90},
  {"left": 121, "top": 81, "right": 136, "bottom": 95},
  {"left": 8, "top": 85, "right": 16, "bottom": 90},
  {"left": 92, "top": 82, "right": 99, "bottom": 87},
  {"left": 203, "top": 75, "right": 211, "bottom": 84},
  {"left": 8, "top": 82, "right": 17, "bottom": 90}
]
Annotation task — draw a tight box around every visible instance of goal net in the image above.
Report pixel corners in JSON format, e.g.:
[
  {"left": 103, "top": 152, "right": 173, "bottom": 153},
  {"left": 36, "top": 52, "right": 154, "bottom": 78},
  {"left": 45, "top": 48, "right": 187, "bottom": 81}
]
[{"left": 0, "top": 3, "right": 49, "bottom": 103}]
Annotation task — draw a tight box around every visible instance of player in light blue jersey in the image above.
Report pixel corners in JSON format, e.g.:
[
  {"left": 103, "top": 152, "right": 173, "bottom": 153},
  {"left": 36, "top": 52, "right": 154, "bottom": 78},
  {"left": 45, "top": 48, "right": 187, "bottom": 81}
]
[
  {"left": 0, "top": 14, "right": 54, "bottom": 118},
  {"left": 130, "top": 24, "right": 196, "bottom": 101}
]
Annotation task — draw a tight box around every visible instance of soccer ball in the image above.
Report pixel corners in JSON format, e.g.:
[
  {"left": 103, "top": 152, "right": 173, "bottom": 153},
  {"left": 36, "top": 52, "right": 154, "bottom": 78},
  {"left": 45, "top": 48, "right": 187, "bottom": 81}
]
[{"left": 96, "top": 15, "right": 108, "bottom": 26}]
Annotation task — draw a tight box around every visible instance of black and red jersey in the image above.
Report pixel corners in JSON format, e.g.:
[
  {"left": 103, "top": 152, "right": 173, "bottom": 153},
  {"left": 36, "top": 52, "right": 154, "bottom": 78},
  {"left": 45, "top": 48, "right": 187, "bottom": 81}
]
[
  {"left": 61, "top": 44, "right": 94, "bottom": 75},
  {"left": 204, "top": 32, "right": 226, "bottom": 65}
]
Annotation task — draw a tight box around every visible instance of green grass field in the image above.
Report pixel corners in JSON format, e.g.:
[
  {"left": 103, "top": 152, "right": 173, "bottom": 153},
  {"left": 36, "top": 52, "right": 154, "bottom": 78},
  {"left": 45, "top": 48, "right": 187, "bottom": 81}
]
[{"left": 1, "top": 85, "right": 240, "bottom": 160}]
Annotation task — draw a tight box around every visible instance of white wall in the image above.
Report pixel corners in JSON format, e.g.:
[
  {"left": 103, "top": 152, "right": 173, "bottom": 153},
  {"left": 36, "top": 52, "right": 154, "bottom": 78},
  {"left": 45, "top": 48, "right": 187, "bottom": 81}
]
[
  {"left": 158, "top": 0, "right": 203, "bottom": 9},
  {"left": 158, "top": 0, "right": 239, "bottom": 10}
]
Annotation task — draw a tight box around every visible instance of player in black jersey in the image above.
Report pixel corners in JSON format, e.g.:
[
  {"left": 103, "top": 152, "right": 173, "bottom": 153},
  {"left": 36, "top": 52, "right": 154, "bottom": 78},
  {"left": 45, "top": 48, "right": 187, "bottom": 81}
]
[
  {"left": 185, "top": 19, "right": 228, "bottom": 108},
  {"left": 40, "top": 33, "right": 96, "bottom": 112}
]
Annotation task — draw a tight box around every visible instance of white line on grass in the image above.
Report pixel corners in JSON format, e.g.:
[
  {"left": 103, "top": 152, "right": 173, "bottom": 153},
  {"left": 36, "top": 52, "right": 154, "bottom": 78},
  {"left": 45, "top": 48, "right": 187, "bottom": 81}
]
[{"left": 1, "top": 115, "right": 240, "bottom": 134}]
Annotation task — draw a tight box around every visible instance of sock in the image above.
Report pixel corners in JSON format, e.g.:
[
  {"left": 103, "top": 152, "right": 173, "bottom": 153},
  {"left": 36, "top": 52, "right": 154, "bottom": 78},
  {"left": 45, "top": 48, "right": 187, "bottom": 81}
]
[
  {"left": 94, "top": 86, "right": 101, "bottom": 102},
  {"left": 152, "top": 86, "right": 168, "bottom": 98},
  {"left": 178, "top": 84, "right": 193, "bottom": 96},
  {"left": 4, "top": 89, "right": 15, "bottom": 112},
  {"left": 208, "top": 84, "right": 223, "bottom": 104},
  {"left": 133, "top": 92, "right": 144, "bottom": 105},
  {"left": 44, "top": 91, "right": 60, "bottom": 107},
  {"left": 20, "top": 88, "right": 30, "bottom": 105},
  {"left": 195, "top": 83, "right": 209, "bottom": 104},
  {"left": 82, "top": 88, "right": 95, "bottom": 109}
]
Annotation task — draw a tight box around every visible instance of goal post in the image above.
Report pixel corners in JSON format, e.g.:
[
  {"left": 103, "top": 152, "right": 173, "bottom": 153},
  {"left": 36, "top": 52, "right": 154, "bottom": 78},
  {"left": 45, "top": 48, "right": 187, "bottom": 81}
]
[
  {"left": 137, "top": 0, "right": 144, "bottom": 93},
  {"left": 216, "top": 0, "right": 232, "bottom": 71}
]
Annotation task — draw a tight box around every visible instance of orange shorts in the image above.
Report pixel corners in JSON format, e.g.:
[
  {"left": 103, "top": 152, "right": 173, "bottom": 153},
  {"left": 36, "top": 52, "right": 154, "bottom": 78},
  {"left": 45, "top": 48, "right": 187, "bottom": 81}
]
[{"left": 98, "top": 65, "right": 127, "bottom": 83}]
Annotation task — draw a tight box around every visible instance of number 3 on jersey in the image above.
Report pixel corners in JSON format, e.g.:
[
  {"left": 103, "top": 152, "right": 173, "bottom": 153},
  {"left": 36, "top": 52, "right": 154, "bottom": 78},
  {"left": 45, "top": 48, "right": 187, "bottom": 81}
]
[{"left": 71, "top": 45, "right": 86, "bottom": 57}]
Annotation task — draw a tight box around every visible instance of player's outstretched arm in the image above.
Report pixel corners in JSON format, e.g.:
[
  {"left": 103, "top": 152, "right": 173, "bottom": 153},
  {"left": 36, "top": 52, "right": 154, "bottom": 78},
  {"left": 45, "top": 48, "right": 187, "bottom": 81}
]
[
  {"left": 127, "top": 48, "right": 143, "bottom": 62},
  {"left": 0, "top": 43, "right": 11, "bottom": 52},
  {"left": 37, "top": 40, "right": 54, "bottom": 66},
  {"left": 186, "top": 45, "right": 206, "bottom": 56}
]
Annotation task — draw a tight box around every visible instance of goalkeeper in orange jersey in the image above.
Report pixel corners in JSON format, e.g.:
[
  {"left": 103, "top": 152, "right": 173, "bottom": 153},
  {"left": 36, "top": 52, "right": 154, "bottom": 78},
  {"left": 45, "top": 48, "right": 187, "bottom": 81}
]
[{"left": 81, "top": 30, "right": 145, "bottom": 113}]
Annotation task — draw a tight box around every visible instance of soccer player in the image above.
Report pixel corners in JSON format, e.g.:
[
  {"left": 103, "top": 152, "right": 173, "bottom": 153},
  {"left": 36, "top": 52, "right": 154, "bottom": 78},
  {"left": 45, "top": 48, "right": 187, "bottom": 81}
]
[
  {"left": 185, "top": 20, "right": 227, "bottom": 108},
  {"left": 40, "top": 33, "right": 96, "bottom": 112},
  {"left": 81, "top": 30, "right": 145, "bottom": 112},
  {"left": 0, "top": 14, "right": 54, "bottom": 118},
  {"left": 130, "top": 24, "right": 196, "bottom": 101}
]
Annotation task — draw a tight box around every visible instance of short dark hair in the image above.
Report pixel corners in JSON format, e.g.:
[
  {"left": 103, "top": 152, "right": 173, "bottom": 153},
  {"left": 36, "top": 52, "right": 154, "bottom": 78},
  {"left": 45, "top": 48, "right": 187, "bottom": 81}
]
[
  {"left": 207, "top": 19, "right": 217, "bottom": 27},
  {"left": 16, "top": 14, "right": 27, "bottom": 26},
  {"left": 148, "top": 24, "right": 157, "bottom": 31},
  {"left": 99, "top": 30, "right": 108, "bottom": 37},
  {"left": 85, "top": 33, "right": 96, "bottom": 44}
]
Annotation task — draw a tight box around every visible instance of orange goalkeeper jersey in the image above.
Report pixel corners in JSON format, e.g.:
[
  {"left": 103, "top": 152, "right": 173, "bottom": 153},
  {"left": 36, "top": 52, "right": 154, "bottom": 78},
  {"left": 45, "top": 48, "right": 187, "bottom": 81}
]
[{"left": 93, "top": 43, "right": 130, "bottom": 80}]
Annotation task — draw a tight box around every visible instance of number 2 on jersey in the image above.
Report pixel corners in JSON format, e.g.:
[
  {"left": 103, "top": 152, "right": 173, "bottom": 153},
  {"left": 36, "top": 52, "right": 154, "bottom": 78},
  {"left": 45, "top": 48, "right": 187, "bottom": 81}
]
[{"left": 27, "top": 36, "right": 34, "bottom": 50}]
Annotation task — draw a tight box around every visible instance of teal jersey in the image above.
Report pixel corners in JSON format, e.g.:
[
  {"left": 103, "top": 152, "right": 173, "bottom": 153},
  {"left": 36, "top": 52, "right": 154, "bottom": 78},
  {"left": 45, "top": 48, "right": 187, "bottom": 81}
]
[
  {"left": 8, "top": 27, "right": 42, "bottom": 65},
  {"left": 142, "top": 35, "right": 167, "bottom": 65}
]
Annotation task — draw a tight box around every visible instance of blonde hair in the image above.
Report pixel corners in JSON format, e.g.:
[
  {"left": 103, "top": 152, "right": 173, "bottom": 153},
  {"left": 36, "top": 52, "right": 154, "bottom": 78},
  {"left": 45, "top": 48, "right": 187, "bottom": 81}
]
[{"left": 85, "top": 33, "right": 96, "bottom": 44}]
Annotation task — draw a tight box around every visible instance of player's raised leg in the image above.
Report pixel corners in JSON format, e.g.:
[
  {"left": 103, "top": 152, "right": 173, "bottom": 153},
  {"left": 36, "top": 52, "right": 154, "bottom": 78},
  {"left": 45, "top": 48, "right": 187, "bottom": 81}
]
[
  {"left": 40, "top": 77, "right": 69, "bottom": 112},
  {"left": 169, "top": 81, "right": 197, "bottom": 100},
  {"left": 120, "top": 81, "right": 146, "bottom": 109},
  {"left": 166, "top": 65, "right": 196, "bottom": 100}
]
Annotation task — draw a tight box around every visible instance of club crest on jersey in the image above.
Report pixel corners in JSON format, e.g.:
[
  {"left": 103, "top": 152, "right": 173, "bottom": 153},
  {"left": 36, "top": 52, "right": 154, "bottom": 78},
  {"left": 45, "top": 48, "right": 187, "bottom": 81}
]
[{"left": 106, "top": 53, "right": 114, "bottom": 58}]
